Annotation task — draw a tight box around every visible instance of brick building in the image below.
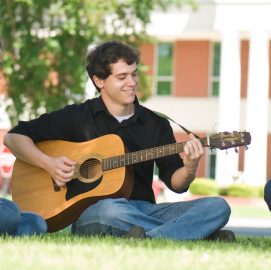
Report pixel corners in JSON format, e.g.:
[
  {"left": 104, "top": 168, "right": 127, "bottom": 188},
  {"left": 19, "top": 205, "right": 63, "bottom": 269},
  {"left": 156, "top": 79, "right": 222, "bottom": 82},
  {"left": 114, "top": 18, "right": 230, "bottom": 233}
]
[{"left": 140, "top": 0, "right": 271, "bottom": 185}]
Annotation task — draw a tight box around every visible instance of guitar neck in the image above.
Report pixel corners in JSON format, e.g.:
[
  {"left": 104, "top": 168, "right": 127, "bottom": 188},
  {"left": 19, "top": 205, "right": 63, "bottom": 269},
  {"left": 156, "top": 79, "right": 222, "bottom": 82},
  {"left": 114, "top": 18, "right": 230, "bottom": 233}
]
[{"left": 102, "top": 137, "right": 209, "bottom": 171}]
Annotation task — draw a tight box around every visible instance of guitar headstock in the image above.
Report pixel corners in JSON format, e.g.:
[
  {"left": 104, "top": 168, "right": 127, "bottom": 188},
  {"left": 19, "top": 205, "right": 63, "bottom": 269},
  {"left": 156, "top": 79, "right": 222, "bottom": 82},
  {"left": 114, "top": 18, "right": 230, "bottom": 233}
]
[{"left": 208, "top": 131, "right": 251, "bottom": 150}]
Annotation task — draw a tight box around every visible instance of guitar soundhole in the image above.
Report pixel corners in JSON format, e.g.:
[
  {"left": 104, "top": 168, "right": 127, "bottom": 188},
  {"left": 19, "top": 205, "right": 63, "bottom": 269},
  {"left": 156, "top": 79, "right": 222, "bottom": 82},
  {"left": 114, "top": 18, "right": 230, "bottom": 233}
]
[{"left": 79, "top": 158, "right": 102, "bottom": 179}]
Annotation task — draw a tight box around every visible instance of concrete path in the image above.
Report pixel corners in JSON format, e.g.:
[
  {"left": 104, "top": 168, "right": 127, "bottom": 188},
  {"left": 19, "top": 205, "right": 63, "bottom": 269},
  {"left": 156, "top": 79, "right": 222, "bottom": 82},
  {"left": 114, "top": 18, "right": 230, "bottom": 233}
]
[{"left": 224, "top": 217, "right": 271, "bottom": 237}]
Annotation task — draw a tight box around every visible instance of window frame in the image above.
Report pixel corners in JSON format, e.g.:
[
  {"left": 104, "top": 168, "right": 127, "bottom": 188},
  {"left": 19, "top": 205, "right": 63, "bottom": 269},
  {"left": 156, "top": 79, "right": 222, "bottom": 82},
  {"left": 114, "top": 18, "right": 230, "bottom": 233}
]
[{"left": 154, "top": 42, "right": 174, "bottom": 96}]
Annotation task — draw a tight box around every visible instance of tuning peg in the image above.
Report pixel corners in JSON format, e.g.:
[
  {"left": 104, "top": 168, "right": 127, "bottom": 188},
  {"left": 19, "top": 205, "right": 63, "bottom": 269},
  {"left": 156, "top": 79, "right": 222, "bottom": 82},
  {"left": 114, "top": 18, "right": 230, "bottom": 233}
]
[{"left": 234, "top": 147, "right": 238, "bottom": 153}]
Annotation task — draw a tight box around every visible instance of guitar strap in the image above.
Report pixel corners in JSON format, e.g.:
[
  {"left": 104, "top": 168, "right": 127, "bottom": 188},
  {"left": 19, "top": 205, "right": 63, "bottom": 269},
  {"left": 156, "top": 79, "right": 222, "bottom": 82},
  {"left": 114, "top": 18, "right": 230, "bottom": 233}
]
[{"left": 152, "top": 110, "right": 200, "bottom": 139}]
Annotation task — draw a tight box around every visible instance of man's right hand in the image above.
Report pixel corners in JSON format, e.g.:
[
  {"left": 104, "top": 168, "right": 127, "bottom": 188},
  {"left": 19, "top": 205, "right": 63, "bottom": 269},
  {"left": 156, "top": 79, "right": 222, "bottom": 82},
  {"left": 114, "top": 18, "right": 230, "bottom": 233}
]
[
  {"left": 45, "top": 156, "right": 76, "bottom": 187},
  {"left": 4, "top": 133, "right": 77, "bottom": 187}
]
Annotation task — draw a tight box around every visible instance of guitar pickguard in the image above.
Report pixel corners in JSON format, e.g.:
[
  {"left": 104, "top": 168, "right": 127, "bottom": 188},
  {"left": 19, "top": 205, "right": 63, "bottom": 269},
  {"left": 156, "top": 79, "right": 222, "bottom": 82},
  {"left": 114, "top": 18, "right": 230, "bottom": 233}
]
[{"left": 66, "top": 176, "right": 103, "bottom": 200}]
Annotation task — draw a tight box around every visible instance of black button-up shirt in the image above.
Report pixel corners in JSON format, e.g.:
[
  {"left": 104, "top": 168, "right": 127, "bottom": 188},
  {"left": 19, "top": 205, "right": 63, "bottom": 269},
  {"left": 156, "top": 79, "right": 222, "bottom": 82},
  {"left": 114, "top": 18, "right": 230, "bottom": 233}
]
[{"left": 10, "top": 96, "right": 184, "bottom": 203}]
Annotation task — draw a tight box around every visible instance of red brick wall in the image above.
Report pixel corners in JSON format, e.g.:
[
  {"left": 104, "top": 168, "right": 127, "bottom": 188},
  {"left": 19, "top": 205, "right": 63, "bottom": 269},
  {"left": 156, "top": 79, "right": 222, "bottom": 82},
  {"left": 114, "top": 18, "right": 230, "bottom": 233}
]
[
  {"left": 140, "top": 43, "right": 155, "bottom": 76},
  {"left": 240, "top": 40, "right": 249, "bottom": 98},
  {"left": 174, "top": 41, "right": 210, "bottom": 97}
]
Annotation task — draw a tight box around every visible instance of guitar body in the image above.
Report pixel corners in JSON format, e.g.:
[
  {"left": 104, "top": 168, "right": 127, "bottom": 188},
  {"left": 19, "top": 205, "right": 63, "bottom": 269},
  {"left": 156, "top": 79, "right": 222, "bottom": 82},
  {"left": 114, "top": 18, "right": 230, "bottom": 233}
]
[{"left": 11, "top": 134, "right": 134, "bottom": 232}]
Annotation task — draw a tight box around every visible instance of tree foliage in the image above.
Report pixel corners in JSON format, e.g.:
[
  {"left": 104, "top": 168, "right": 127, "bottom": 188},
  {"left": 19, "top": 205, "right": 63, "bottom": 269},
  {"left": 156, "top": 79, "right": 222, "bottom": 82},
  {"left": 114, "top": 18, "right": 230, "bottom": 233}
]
[{"left": 0, "top": 0, "right": 195, "bottom": 124}]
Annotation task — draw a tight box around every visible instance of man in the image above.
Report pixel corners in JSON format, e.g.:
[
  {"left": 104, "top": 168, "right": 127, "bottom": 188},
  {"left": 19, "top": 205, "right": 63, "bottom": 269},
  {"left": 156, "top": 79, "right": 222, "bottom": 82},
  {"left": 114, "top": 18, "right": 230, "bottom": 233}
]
[
  {"left": 0, "top": 41, "right": 47, "bottom": 236},
  {"left": 4, "top": 40, "right": 234, "bottom": 241}
]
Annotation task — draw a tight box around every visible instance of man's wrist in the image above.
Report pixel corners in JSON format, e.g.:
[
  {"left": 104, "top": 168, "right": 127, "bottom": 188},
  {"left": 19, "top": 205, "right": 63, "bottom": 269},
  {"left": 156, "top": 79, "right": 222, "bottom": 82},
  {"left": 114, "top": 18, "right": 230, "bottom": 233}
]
[{"left": 184, "top": 166, "right": 197, "bottom": 175}]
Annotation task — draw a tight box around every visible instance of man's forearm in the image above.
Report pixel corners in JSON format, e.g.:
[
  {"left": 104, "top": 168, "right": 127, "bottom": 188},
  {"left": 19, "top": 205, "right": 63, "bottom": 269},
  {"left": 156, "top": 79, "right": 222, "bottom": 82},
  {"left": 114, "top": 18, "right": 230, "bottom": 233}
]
[
  {"left": 4, "top": 133, "right": 50, "bottom": 169},
  {"left": 170, "top": 166, "right": 197, "bottom": 193}
]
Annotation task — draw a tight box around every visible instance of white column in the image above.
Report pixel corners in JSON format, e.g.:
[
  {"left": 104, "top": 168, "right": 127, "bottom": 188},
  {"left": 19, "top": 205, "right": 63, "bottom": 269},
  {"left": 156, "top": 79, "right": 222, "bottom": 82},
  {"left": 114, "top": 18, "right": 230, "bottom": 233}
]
[
  {"left": 243, "top": 30, "right": 269, "bottom": 185},
  {"left": 215, "top": 31, "right": 241, "bottom": 186}
]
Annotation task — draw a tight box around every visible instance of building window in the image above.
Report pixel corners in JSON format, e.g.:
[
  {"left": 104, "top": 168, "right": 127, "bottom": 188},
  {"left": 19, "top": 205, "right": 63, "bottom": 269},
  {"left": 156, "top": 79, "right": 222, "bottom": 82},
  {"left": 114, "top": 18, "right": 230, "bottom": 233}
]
[
  {"left": 156, "top": 43, "right": 173, "bottom": 95},
  {"left": 207, "top": 150, "right": 217, "bottom": 179},
  {"left": 210, "top": 42, "right": 221, "bottom": 96}
]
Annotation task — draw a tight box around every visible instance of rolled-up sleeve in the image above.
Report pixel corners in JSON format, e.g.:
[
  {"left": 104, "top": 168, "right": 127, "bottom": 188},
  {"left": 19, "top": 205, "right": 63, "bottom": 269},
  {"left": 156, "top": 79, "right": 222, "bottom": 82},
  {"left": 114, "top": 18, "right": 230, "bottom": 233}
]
[{"left": 155, "top": 118, "right": 185, "bottom": 192}]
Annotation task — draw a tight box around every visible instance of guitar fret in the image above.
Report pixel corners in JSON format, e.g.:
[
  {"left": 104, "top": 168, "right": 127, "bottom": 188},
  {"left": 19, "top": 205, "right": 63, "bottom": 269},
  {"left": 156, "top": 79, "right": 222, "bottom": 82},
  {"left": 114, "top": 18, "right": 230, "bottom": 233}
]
[
  {"left": 115, "top": 158, "right": 118, "bottom": 168},
  {"left": 158, "top": 147, "right": 163, "bottom": 157},
  {"left": 124, "top": 155, "right": 128, "bottom": 166},
  {"left": 133, "top": 152, "right": 137, "bottom": 163},
  {"left": 143, "top": 151, "right": 147, "bottom": 161},
  {"left": 110, "top": 157, "right": 113, "bottom": 169},
  {"left": 112, "top": 157, "right": 115, "bottom": 169},
  {"left": 165, "top": 145, "right": 170, "bottom": 155},
  {"left": 121, "top": 156, "right": 125, "bottom": 166},
  {"left": 130, "top": 153, "right": 132, "bottom": 164}
]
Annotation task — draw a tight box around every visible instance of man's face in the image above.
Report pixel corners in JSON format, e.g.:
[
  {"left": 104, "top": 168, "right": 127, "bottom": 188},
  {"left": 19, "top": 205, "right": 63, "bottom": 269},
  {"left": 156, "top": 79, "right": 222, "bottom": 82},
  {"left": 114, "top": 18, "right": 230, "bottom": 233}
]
[{"left": 97, "top": 59, "right": 138, "bottom": 107}]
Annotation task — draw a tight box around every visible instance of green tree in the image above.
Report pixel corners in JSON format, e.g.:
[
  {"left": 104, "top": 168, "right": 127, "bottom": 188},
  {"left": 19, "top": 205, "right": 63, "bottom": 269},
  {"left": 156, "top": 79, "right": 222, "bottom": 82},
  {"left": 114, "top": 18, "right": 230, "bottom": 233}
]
[{"left": 0, "top": 0, "right": 195, "bottom": 124}]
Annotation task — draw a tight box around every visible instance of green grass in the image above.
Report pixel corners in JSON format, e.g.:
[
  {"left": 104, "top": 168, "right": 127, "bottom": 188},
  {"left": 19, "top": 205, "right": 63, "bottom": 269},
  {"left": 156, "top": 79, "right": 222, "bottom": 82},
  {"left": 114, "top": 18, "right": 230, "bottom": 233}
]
[
  {"left": 230, "top": 204, "right": 271, "bottom": 219},
  {"left": 1, "top": 196, "right": 270, "bottom": 269},
  {"left": 1, "top": 232, "right": 271, "bottom": 270}
]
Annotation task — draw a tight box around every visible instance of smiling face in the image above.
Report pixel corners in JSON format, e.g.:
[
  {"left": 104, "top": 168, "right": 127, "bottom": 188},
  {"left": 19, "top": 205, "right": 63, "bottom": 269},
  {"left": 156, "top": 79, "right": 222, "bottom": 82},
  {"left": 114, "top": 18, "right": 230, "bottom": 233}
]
[{"left": 93, "top": 59, "right": 138, "bottom": 115}]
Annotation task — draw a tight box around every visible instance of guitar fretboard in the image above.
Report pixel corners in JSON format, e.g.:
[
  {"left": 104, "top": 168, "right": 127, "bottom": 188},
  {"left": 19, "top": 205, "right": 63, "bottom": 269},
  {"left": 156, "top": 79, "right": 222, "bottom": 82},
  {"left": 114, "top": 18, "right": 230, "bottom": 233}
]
[{"left": 102, "top": 137, "right": 208, "bottom": 171}]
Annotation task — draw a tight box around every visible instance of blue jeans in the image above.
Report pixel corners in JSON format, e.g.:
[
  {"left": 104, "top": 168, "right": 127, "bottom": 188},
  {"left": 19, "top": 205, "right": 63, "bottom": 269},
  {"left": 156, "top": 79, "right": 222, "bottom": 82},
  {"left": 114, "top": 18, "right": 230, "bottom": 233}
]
[
  {"left": 264, "top": 179, "right": 271, "bottom": 211},
  {"left": 0, "top": 198, "right": 47, "bottom": 236},
  {"left": 71, "top": 197, "right": 231, "bottom": 240}
]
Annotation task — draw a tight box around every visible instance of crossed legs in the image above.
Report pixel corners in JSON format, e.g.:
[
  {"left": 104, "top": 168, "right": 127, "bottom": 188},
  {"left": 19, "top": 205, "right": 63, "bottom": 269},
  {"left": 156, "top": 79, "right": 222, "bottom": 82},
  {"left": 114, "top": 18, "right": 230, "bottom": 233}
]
[{"left": 72, "top": 197, "right": 231, "bottom": 240}]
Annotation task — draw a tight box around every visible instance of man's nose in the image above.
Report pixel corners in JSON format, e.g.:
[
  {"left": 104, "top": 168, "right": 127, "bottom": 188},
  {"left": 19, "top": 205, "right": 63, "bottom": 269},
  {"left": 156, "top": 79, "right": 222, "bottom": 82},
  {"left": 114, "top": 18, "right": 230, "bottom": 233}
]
[{"left": 126, "top": 75, "right": 137, "bottom": 86}]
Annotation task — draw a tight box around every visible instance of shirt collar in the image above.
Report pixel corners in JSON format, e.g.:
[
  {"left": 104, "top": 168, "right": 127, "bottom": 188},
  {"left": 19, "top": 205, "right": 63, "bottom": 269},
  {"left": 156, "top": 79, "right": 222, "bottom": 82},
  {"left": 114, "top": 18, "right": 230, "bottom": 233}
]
[{"left": 92, "top": 95, "right": 145, "bottom": 123}]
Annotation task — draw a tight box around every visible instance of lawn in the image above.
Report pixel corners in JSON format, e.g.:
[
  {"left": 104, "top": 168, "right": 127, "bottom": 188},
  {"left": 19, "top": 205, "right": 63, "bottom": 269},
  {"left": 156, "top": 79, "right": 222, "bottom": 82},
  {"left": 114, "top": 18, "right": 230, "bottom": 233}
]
[
  {"left": 1, "top": 232, "right": 271, "bottom": 270},
  {"left": 1, "top": 195, "right": 270, "bottom": 270}
]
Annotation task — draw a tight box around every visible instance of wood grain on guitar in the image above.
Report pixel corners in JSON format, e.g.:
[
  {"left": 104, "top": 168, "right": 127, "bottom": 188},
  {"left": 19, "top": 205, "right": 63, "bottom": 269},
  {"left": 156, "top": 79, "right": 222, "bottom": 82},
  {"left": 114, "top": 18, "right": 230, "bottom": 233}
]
[{"left": 11, "top": 131, "right": 251, "bottom": 232}]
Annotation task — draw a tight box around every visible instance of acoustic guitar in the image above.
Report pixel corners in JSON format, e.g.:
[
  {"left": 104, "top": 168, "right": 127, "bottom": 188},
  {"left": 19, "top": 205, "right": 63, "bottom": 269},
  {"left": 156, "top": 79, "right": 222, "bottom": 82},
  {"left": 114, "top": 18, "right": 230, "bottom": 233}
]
[{"left": 11, "top": 131, "right": 251, "bottom": 232}]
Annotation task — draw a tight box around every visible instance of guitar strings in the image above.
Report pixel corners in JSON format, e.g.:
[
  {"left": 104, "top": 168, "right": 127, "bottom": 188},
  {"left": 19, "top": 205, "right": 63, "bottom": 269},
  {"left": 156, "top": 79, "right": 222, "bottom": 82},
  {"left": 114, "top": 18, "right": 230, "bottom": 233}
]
[
  {"left": 79, "top": 133, "right": 246, "bottom": 175},
  {"left": 78, "top": 141, "right": 186, "bottom": 173}
]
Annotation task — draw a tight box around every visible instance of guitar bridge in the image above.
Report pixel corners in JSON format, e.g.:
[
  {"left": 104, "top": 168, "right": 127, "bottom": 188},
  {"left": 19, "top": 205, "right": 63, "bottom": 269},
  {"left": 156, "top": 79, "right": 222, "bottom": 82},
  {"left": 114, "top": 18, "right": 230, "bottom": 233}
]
[{"left": 51, "top": 177, "right": 61, "bottom": 192}]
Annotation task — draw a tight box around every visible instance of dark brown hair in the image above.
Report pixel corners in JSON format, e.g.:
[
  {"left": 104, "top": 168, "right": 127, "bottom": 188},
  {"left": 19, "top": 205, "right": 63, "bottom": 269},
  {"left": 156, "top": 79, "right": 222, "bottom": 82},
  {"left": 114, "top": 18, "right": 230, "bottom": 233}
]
[{"left": 86, "top": 40, "right": 140, "bottom": 91}]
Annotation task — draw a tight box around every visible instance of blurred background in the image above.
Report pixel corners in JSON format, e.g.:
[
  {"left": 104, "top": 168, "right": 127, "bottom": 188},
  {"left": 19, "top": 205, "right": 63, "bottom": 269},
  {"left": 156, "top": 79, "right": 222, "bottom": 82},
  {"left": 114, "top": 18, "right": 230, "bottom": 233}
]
[{"left": 0, "top": 0, "right": 270, "bottom": 202}]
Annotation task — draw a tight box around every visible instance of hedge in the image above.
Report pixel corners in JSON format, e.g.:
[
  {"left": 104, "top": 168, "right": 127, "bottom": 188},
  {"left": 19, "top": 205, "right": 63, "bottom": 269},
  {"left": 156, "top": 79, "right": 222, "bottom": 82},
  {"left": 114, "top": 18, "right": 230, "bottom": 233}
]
[{"left": 189, "top": 178, "right": 264, "bottom": 198}]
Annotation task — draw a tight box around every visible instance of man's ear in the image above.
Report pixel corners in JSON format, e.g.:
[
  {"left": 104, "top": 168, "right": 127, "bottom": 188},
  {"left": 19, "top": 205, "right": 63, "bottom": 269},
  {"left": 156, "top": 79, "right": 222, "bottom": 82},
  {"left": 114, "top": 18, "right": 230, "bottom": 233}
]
[{"left": 92, "top": 76, "right": 104, "bottom": 89}]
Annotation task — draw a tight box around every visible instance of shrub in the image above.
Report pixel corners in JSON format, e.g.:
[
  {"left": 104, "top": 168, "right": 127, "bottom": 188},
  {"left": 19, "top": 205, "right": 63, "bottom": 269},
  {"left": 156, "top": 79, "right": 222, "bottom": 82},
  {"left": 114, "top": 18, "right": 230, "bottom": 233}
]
[
  {"left": 218, "top": 187, "right": 228, "bottom": 196},
  {"left": 226, "top": 183, "right": 263, "bottom": 198},
  {"left": 259, "top": 185, "right": 265, "bottom": 197},
  {"left": 189, "top": 178, "right": 219, "bottom": 196}
]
